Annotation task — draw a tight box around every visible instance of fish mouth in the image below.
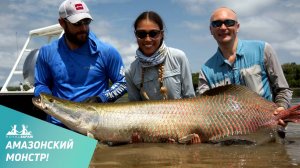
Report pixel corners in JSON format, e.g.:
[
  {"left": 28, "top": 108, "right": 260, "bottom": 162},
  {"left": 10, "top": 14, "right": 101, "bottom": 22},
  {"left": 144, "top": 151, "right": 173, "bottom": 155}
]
[{"left": 32, "top": 96, "right": 45, "bottom": 110}]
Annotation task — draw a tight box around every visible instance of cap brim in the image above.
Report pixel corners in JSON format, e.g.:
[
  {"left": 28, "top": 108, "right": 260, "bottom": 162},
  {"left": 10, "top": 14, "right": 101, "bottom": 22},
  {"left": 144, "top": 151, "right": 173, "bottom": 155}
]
[{"left": 66, "top": 13, "right": 93, "bottom": 23}]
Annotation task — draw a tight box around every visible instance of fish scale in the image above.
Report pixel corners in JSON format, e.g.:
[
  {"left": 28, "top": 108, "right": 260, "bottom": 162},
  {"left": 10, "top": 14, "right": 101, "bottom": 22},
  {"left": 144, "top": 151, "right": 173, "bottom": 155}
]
[{"left": 32, "top": 85, "right": 300, "bottom": 145}]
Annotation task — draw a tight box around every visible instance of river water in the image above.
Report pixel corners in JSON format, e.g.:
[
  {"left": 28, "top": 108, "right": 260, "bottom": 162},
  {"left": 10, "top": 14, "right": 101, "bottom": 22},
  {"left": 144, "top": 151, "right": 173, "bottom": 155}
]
[{"left": 89, "top": 98, "right": 300, "bottom": 168}]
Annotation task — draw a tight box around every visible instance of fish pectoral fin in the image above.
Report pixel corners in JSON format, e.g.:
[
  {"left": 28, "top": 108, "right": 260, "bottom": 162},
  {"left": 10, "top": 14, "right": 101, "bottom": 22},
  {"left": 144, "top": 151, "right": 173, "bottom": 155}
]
[{"left": 178, "top": 133, "right": 202, "bottom": 144}]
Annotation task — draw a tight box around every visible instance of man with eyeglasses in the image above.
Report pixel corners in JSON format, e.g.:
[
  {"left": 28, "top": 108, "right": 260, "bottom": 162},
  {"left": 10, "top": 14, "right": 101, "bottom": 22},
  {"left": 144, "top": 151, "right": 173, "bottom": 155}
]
[
  {"left": 196, "top": 7, "right": 292, "bottom": 128},
  {"left": 34, "top": 0, "right": 127, "bottom": 127}
]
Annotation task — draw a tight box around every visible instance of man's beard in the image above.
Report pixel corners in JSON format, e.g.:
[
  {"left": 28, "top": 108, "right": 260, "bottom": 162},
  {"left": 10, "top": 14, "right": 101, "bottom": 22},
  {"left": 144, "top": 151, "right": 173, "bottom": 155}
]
[{"left": 64, "top": 25, "right": 89, "bottom": 46}]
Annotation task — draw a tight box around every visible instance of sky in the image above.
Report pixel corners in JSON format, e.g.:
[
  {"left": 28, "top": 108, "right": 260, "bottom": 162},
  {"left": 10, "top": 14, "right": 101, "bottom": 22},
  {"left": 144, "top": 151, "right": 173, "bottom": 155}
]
[{"left": 1, "top": 0, "right": 300, "bottom": 88}]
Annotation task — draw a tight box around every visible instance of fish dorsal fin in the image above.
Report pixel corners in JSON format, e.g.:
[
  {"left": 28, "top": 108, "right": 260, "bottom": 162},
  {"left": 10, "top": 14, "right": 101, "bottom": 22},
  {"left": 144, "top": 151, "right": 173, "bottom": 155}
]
[{"left": 202, "top": 84, "right": 261, "bottom": 99}]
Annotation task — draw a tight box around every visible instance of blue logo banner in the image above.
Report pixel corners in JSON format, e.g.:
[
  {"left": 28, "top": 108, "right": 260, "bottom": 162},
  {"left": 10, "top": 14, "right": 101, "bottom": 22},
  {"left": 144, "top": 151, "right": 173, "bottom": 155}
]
[{"left": 0, "top": 105, "right": 97, "bottom": 168}]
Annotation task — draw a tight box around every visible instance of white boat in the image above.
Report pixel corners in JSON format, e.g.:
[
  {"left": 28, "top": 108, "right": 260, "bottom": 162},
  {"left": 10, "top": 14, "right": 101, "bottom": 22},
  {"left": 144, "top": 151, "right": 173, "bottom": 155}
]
[{"left": 0, "top": 24, "right": 63, "bottom": 119}]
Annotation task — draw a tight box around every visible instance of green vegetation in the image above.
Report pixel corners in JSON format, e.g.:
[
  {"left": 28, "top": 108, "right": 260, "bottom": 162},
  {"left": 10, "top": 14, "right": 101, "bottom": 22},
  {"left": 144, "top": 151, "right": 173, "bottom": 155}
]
[
  {"left": 192, "top": 73, "right": 199, "bottom": 91},
  {"left": 0, "top": 85, "right": 32, "bottom": 91},
  {"left": 282, "top": 62, "right": 300, "bottom": 88}
]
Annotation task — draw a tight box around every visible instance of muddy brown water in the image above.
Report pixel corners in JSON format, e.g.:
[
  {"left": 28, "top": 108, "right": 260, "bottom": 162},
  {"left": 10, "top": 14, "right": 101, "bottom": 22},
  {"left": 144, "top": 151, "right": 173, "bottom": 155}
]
[{"left": 89, "top": 98, "right": 300, "bottom": 168}]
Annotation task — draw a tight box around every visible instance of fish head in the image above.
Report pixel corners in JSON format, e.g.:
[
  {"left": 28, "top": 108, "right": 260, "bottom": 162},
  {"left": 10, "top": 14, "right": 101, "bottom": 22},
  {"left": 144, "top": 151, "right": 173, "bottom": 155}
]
[
  {"left": 32, "top": 93, "right": 81, "bottom": 127},
  {"left": 32, "top": 93, "right": 62, "bottom": 114},
  {"left": 32, "top": 93, "right": 98, "bottom": 135}
]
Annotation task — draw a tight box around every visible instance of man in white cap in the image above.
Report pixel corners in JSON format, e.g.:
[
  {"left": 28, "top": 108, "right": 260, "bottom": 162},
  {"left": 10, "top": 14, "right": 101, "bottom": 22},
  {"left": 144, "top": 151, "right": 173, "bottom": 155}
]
[
  {"left": 34, "top": 0, "right": 127, "bottom": 127},
  {"left": 57, "top": 0, "right": 93, "bottom": 48}
]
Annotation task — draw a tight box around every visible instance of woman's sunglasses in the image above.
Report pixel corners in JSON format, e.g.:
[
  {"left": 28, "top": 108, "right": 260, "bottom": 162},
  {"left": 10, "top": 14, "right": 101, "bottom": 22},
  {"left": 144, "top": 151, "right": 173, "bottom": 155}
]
[
  {"left": 211, "top": 19, "right": 237, "bottom": 28},
  {"left": 135, "top": 30, "right": 162, "bottom": 39}
]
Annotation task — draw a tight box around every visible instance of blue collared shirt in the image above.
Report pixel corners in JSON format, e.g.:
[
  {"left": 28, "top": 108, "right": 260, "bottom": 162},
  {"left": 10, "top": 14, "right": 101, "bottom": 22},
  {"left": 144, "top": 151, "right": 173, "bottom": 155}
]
[{"left": 199, "top": 39, "right": 272, "bottom": 101}]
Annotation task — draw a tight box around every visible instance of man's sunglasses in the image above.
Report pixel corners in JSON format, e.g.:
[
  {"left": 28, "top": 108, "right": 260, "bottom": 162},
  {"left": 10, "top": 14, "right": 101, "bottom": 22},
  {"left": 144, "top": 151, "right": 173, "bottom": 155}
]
[
  {"left": 211, "top": 19, "right": 237, "bottom": 28},
  {"left": 64, "top": 19, "right": 92, "bottom": 27},
  {"left": 135, "top": 30, "right": 162, "bottom": 39}
]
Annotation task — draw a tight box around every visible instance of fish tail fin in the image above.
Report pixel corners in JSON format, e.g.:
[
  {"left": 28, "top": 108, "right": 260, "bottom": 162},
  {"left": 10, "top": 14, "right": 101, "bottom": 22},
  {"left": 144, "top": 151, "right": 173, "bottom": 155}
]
[{"left": 283, "top": 104, "right": 300, "bottom": 123}]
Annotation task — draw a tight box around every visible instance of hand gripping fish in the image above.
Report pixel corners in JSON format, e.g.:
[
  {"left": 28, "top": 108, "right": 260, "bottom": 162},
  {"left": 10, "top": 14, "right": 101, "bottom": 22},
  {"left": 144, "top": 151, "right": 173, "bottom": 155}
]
[{"left": 32, "top": 85, "right": 300, "bottom": 145}]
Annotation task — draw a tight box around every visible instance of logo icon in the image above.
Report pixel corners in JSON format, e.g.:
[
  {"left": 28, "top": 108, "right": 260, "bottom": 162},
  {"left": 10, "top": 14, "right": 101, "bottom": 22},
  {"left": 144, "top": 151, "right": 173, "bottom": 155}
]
[
  {"left": 6, "top": 124, "right": 33, "bottom": 138},
  {"left": 75, "top": 4, "right": 84, "bottom": 10},
  {"left": 119, "top": 66, "right": 125, "bottom": 76}
]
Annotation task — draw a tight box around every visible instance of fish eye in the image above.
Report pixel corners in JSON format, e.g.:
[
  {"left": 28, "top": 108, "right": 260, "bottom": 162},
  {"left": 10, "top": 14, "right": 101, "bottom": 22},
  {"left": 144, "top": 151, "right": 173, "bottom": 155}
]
[{"left": 49, "top": 98, "right": 54, "bottom": 103}]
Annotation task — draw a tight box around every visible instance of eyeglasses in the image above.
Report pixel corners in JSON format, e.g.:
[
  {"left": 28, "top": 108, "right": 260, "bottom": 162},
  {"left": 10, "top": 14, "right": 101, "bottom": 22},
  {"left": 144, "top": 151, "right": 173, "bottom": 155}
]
[
  {"left": 135, "top": 30, "right": 162, "bottom": 39},
  {"left": 64, "top": 19, "right": 92, "bottom": 27},
  {"left": 211, "top": 19, "right": 237, "bottom": 28}
]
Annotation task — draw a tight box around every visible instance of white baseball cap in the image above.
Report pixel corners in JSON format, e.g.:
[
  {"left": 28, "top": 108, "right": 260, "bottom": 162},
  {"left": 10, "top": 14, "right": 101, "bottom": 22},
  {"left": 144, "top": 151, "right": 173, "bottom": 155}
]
[{"left": 59, "top": 0, "right": 93, "bottom": 24}]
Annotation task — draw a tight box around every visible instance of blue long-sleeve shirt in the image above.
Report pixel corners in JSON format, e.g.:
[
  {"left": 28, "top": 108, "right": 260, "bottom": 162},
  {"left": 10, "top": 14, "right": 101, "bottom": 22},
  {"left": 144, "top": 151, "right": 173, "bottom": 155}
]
[{"left": 34, "top": 31, "right": 127, "bottom": 125}]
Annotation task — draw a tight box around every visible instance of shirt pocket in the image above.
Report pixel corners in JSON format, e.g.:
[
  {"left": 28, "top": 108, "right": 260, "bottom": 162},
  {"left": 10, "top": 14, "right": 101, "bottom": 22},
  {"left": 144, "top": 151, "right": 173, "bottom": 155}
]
[
  {"left": 164, "top": 68, "right": 181, "bottom": 94},
  {"left": 240, "top": 65, "right": 264, "bottom": 95}
]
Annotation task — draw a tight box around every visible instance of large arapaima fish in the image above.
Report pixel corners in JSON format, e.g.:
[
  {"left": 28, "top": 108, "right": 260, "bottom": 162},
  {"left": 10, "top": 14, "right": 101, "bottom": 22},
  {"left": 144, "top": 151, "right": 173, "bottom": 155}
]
[{"left": 32, "top": 85, "right": 300, "bottom": 145}]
